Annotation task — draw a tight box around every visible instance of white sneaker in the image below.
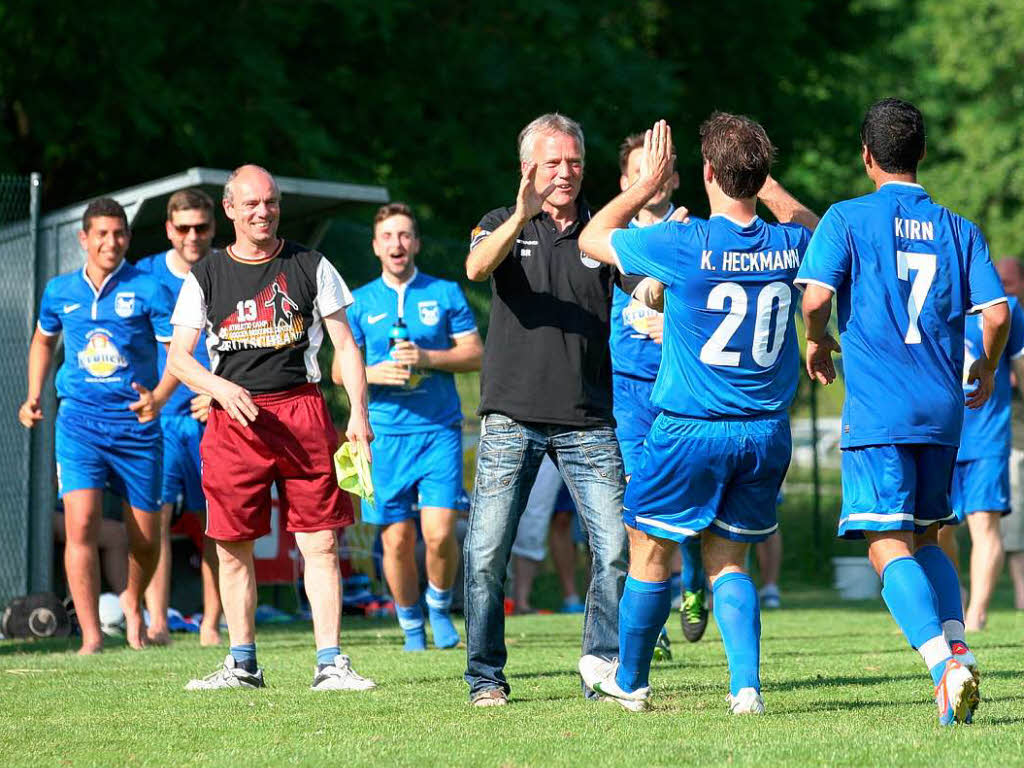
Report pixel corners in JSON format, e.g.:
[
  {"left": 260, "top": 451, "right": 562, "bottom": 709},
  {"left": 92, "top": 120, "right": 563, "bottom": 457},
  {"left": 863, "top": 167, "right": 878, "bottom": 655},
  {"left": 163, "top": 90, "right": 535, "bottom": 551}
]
[
  {"left": 578, "top": 655, "right": 650, "bottom": 712},
  {"left": 726, "top": 687, "right": 765, "bottom": 714},
  {"left": 185, "top": 655, "right": 265, "bottom": 690},
  {"left": 311, "top": 654, "right": 376, "bottom": 691}
]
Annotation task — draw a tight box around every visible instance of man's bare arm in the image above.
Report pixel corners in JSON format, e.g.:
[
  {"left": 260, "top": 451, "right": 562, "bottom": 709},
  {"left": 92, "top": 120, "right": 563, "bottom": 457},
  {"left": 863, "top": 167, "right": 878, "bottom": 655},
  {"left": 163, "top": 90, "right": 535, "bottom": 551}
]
[
  {"left": 758, "top": 176, "right": 820, "bottom": 232},
  {"left": 167, "top": 325, "right": 258, "bottom": 427},
  {"left": 466, "top": 163, "right": 554, "bottom": 282},
  {"left": 323, "top": 309, "right": 374, "bottom": 460},
  {"left": 19, "top": 329, "right": 58, "bottom": 428},
  {"left": 579, "top": 121, "right": 675, "bottom": 266},
  {"left": 801, "top": 284, "right": 840, "bottom": 384}
]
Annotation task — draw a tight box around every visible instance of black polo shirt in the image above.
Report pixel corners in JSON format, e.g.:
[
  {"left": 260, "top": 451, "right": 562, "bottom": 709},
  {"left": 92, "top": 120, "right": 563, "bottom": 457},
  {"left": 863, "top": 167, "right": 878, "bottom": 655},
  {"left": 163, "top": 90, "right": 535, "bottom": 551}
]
[{"left": 470, "top": 200, "right": 618, "bottom": 427}]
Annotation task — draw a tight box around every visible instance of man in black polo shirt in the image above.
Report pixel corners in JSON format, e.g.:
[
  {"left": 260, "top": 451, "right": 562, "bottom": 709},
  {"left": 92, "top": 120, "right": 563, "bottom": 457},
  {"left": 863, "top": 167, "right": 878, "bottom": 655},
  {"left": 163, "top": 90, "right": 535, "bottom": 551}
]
[{"left": 463, "top": 112, "right": 629, "bottom": 707}]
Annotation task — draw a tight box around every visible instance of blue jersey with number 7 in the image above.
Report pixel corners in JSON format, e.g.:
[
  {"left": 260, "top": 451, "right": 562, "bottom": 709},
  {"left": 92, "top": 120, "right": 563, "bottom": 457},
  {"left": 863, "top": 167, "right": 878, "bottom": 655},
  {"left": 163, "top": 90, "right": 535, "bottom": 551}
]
[
  {"left": 611, "top": 214, "right": 810, "bottom": 419},
  {"left": 796, "top": 182, "right": 1005, "bottom": 449}
]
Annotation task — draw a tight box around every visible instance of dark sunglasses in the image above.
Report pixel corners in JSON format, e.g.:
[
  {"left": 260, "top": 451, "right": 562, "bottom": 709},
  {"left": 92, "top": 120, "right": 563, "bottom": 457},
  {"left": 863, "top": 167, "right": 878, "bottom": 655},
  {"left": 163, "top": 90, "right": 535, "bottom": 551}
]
[{"left": 172, "top": 222, "right": 212, "bottom": 235}]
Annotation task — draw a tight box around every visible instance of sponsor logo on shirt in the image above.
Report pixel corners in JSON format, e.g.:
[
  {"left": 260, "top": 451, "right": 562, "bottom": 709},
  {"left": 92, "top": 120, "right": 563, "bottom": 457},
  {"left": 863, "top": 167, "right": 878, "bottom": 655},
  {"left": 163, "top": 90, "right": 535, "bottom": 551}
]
[
  {"left": 418, "top": 300, "right": 440, "bottom": 327},
  {"left": 62, "top": 303, "right": 81, "bottom": 314},
  {"left": 77, "top": 329, "right": 128, "bottom": 379},
  {"left": 216, "top": 273, "right": 305, "bottom": 351},
  {"left": 622, "top": 299, "right": 659, "bottom": 338},
  {"left": 367, "top": 313, "right": 388, "bottom": 325},
  {"left": 114, "top": 292, "right": 135, "bottom": 318}
]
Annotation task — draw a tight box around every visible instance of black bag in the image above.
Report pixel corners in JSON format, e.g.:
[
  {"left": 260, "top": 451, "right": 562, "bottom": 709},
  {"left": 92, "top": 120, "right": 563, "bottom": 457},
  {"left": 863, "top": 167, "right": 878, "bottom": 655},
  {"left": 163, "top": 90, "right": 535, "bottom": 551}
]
[{"left": 1, "top": 592, "right": 71, "bottom": 639}]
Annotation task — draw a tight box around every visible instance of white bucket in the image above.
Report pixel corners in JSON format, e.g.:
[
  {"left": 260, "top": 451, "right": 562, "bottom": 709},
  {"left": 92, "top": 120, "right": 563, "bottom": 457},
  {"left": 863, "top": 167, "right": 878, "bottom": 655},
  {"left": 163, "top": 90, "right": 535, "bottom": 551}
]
[{"left": 832, "top": 556, "right": 880, "bottom": 600}]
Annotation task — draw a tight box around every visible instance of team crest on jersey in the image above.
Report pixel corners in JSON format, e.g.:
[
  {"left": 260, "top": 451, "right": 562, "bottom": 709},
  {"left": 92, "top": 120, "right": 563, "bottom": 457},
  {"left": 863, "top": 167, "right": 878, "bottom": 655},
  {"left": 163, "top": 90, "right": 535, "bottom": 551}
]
[
  {"left": 418, "top": 300, "right": 440, "bottom": 326},
  {"left": 77, "top": 329, "right": 127, "bottom": 379},
  {"left": 114, "top": 292, "right": 135, "bottom": 317}
]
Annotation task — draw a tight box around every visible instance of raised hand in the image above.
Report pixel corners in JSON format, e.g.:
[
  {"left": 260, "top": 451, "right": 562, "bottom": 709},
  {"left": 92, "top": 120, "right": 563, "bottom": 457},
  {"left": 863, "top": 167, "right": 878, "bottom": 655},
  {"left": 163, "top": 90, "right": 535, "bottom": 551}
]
[
  {"left": 18, "top": 397, "right": 43, "bottom": 428},
  {"left": 805, "top": 334, "right": 841, "bottom": 385},
  {"left": 515, "top": 162, "right": 557, "bottom": 221},
  {"left": 128, "top": 382, "right": 159, "bottom": 423},
  {"left": 639, "top": 120, "right": 675, "bottom": 191}
]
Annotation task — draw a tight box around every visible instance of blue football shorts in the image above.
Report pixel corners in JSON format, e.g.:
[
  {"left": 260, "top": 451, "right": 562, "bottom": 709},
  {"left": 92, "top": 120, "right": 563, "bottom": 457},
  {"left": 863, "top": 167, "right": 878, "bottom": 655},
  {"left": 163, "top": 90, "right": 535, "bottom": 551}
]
[
  {"left": 55, "top": 406, "right": 163, "bottom": 513},
  {"left": 612, "top": 373, "right": 659, "bottom": 478},
  {"left": 951, "top": 455, "right": 1011, "bottom": 521},
  {"left": 623, "top": 412, "right": 790, "bottom": 543},
  {"left": 161, "top": 414, "right": 205, "bottom": 512},
  {"left": 838, "top": 443, "right": 958, "bottom": 539},
  {"left": 361, "top": 427, "right": 463, "bottom": 525}
]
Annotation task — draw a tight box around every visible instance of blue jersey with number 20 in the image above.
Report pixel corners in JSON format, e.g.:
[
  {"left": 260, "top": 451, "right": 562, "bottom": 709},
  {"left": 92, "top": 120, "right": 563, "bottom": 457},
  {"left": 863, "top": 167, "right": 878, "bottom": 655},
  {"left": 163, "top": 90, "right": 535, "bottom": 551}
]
[
  {"left": 796, "top": 182, "right": 1005, "bottom": 449},
  {"left": 611, "top": 214, "right": 810, "bottom": 419}
]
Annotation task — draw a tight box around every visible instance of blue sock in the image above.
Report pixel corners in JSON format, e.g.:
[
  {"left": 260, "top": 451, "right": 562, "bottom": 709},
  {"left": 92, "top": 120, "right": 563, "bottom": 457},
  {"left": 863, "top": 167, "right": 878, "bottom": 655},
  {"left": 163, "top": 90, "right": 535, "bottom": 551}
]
[
  {"left": 425, "top": 583, "right": 460, "bottom": 649},
  {"left": 396, "top": 604, "right": 426, "bottom": 652},
  {"left": 316, "top": 645, "right": 340, "bottom": 668},
  {"left": 914, "top": 545, "right": 964, "bottom": 624},
  {"left": 880, "top": 557, "right": 950, "bottom": 685},
  {"left": 712, "top": 572, "right": 761, "bottom": 695},
  {"left": 681, "top": 536, "right": 705, "bottom": 592},
  {"left": 614, "top": 576, "right": 672, "bottom": 693},
  {"left": 230, "top": 643, "right": 257, "bottom": 673}
]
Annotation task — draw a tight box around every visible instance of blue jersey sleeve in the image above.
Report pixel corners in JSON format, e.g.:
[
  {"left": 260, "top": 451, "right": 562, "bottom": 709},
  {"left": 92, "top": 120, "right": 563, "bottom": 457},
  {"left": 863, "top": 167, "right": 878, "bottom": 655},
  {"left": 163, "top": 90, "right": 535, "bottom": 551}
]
[
  {"left": 149, "top": 281, "right": 174, "bottom": 342},
  {"left": 610, "top": 222, "right": 685, "bottom": 286},
  {"left": 37, "top": 279, "right": 61, "bottom": 336},
  {"left": 797, "top": 206, "right": 850, "bottom": 292},
  {"left": 447, "top": 282, "right": 477, "bottom": 337},
  {"left": 348, "top": 295, "right": 366, "bottom": 347},
  {"left": 965, "top": 226, "right": 1005, "bottom": 312}
]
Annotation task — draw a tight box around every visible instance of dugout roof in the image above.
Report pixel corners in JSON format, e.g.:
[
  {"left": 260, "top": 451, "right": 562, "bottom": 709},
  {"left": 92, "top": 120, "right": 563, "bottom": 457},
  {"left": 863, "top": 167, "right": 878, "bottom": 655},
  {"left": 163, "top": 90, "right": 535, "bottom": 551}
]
[{"left": 39, "top": 167, "right": 390, "bottom": 267}]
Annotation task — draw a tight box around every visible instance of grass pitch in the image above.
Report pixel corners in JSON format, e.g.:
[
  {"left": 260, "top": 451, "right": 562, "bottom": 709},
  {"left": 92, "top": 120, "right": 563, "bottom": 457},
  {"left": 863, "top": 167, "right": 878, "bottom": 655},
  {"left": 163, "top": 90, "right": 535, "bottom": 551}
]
[{"left": 1, "top": 589, "right": 1022, "bottom": 767}]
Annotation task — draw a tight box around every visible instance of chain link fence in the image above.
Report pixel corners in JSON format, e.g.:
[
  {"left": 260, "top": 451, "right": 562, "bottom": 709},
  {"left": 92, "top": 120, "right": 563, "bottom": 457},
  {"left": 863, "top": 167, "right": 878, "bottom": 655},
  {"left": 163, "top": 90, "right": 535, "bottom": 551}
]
[{"left": 0, "top": 174, "right": 41, "bottom": 607}]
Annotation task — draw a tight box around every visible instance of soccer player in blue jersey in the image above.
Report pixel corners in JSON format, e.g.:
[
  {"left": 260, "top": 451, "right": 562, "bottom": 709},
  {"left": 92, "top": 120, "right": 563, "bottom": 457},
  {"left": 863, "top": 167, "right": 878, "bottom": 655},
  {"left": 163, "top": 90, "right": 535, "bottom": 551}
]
[
  {"left": 19, "top": 198, "right": 175, "bottom": 653},
  {"left": 614, "top": 133, "right": 704, "bottom": 654},
  {"left": 798, "top": 98, "right": 1009, "bottom": 725},
  {"left": 346, "top": 203, "right": 482, "bottom": 651},
  {"left": 137, "top": 188, "right": 223, "bottom": 646},
  {"left": 577, "top": 115, "right": 818, "bottom": 713},
  {"left": 939, "top": 295, "right": 1024, "bottom": 632}
]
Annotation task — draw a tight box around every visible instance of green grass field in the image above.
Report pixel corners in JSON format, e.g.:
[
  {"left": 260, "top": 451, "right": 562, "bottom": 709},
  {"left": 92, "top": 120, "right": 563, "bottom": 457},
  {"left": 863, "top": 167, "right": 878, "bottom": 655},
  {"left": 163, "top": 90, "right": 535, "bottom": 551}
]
[{"left": 2, "top": 589, "right": 1022, "bottom": 767}]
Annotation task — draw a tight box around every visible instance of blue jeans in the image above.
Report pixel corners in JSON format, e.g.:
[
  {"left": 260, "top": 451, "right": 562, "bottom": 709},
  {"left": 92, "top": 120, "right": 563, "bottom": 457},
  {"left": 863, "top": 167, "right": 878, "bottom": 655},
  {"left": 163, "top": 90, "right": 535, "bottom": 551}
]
[{"left": 464, "top": 414, "right": 628, "bottom": 698}]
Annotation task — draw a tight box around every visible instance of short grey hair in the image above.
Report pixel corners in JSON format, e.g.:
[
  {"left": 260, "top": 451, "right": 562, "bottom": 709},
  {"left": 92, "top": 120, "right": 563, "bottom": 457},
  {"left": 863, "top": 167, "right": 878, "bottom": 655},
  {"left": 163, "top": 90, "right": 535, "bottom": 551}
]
[
  {"left": 517, "top": 113, "right": 585, "bottom": 165},
  {"left": 223, "top": 164, "right": 276, "bottom": 203}
]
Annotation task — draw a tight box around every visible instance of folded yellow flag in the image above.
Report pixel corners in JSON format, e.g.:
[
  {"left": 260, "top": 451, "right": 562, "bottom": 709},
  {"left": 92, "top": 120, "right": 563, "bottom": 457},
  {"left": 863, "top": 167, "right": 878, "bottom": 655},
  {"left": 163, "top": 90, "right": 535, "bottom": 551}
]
[{"left": 334, "top": 441, "right": 374, "bottom": 507}]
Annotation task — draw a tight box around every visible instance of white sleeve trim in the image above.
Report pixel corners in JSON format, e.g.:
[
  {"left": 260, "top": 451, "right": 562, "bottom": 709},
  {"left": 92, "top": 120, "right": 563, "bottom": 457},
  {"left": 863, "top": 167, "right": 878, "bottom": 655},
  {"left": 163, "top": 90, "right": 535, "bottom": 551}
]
[
  {"left": 450, "top": 328, "right": 479, "bottom": 339},
  {"left": 968, "top": 296, "right": 1007, "bottom": 314},
  {"left": 36, "top": 321, "right": 59, "bottom": 337},
  {"left": 316, "top": 258, "right": 354, "bottom": 316},
  {"left": 171, "top": 272, "right": 207, "bottom": 329},
  {"left": 155, "top": 334, "right": 172, "bottom": 343},
  {"left": 793, "top": 277, "right": 836, "bottom": 294}
]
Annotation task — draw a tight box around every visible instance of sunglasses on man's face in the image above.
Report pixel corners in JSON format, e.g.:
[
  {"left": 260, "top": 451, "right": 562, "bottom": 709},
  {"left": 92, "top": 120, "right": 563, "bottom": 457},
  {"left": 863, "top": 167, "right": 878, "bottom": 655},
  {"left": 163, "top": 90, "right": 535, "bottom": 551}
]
[{"left": 172, "top": 222, "right": 212, "bottom": 235}]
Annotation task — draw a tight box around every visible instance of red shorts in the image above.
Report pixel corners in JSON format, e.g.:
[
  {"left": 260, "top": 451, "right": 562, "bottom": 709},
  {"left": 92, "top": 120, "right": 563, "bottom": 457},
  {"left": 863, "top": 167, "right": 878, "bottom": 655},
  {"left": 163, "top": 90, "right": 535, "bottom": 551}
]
[{"left": 201, "top": 383, "right": 354, "bottom": 541}]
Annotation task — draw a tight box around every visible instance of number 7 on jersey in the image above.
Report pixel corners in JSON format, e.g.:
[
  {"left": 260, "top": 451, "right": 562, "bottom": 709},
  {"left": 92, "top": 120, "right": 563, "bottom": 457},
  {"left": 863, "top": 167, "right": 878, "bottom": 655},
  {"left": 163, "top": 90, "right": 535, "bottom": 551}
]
[{"left": 896, "top": 250, "right": 936, "bottom": 344}]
